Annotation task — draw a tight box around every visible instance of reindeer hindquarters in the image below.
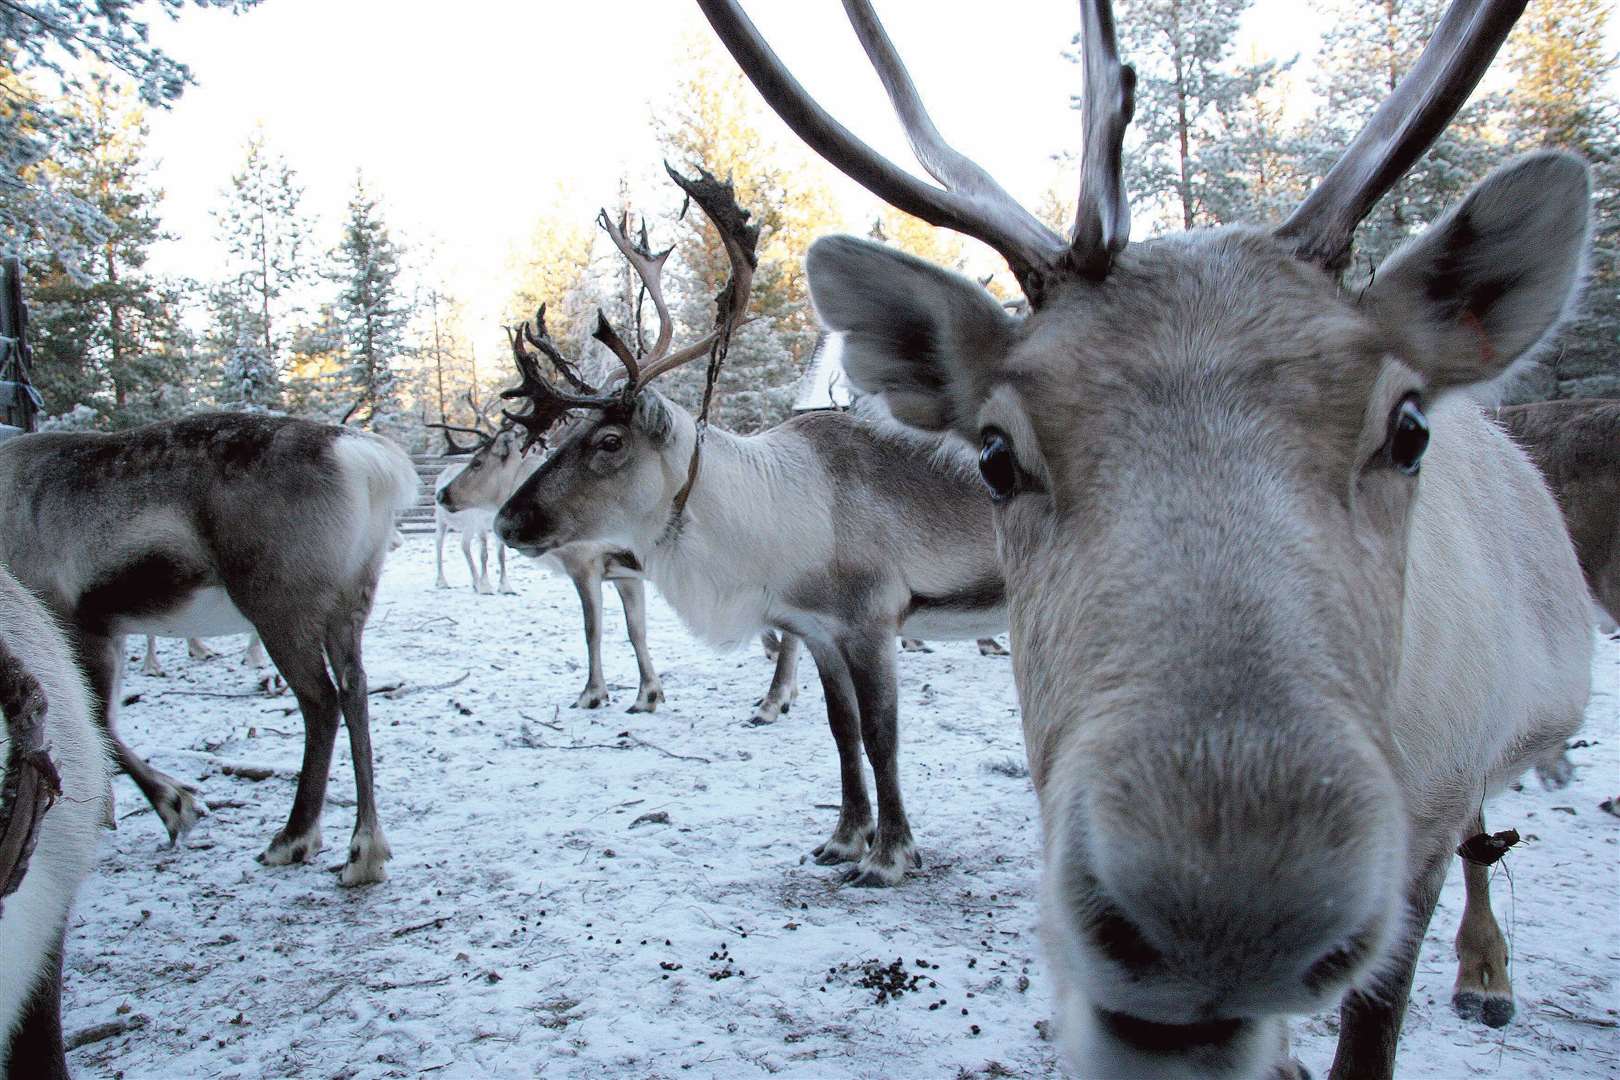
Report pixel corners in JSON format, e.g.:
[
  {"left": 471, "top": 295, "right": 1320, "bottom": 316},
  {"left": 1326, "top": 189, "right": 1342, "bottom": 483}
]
[
  {"left": 76, "top": 629, "right": 203, "bottom": 845},
  {"left": 1327, "top": 847, "right": 1452, "bottom": 1080},
  {"left": 804, "top": 637, "right": 873, "bottom": 867},
  {"left": 612, "top": 578, "right": 663, "bottom": 713}
]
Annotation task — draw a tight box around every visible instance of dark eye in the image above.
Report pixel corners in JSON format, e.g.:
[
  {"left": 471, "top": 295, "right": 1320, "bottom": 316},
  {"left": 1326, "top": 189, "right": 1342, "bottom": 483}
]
[
  {"left": 979, "top": 428, "right": 1019, "bottom": 502},
  {"left": 469, "top": 459, "right": 483, "bottom": 469},
  {"left": 1386, "top": 394, "right": 1429, "bottom": 475},
  {"left": 598, "top": 433, "right": 624, "bottom": 453}
]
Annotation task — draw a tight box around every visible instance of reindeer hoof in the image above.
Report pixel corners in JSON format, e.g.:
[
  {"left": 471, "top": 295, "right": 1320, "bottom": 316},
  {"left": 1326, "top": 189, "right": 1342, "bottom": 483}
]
[
  {"left": 157, "top": 786, "right": 207, "bottom": 846},
  {"left": 261, "top": 826, "right": 323, "bottom": 867},
  {"left": 628, "top": 687, "right": 664, "bottom": 714},
  {"left": 435, "top": 579, "right": 450, "bottom": 590},
  {"left": 1453, "top": 990, "right": 1514, "bottom": 1027},
  {"left": 1536, "top": 752, "right": 1575, "bottom": 790},
  {"left": 338, "top": 829, "right": 392, "bottom": 887},
  {"left": 574, "top": 688, "right": 608, "bottom": 709}
]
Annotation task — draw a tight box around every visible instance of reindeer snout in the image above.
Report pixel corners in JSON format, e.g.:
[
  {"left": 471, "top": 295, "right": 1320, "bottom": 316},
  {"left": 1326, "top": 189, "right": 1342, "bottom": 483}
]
[
  {"left": 435, "top": 487, "right": 456, "bottom": 511},
  {"left": 494, "top": 501, "right": 554, "bottom": 556}
]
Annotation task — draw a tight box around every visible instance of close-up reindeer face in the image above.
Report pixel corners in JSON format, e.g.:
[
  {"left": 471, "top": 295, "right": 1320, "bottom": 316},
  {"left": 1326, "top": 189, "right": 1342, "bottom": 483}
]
[{"left": 700, "top": 0, "right": 1593, "bottom": 1074}]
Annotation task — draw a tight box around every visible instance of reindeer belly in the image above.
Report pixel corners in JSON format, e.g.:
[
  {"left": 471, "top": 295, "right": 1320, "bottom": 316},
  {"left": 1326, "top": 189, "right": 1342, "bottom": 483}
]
[
  {"left": 120, "top": 587, "right": 253, "bottom": 638},
  {"left": 899, "top": 583, "right": 1007, "bottom": 642}
]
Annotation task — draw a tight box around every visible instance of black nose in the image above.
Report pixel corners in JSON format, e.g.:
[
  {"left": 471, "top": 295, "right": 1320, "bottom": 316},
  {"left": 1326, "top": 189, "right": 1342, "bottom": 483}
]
[{"left": 435, "top": 489, "right": 453, "bottom": 509}]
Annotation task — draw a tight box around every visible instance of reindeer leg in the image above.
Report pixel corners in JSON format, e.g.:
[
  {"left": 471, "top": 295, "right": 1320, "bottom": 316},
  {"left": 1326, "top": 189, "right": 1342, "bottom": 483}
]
[
  {"left": 750, "top": 632, "right": 800, "bottom": 725},
  {"left": 803, "top": 637, "right": 873, "bottom": 867},
  {"left": 141, "top": 635, "right": 165, "bottom": 678},
  {"left": 899, "top": 637, "right": 930, "bottom": 653},
  {"left": 434, "top": 517, "right": 451, "bottom": 589},
  {"left": 254, "top": 620, "right": 340, "bottom": 869},
  {"left": 77, "top": 629, "right": 204, "bottom": 845},
  {"left": 326, "top": 600, "right": 390, "bottom": 886},
  {"left": 1452, "top": 809, "right": 1514, "bottom": 1027},
  {"left": 1327, "top": 847, "right": 1450, "bottom": 1080},
  {"left": 4, "top": 926, "right": 68, "bottom": 1080},
  {"left": 760, "top": 629, "right": 782, "bottom": 662},
  {"left": 187, "top": 637, "right": 219, "bottom": 660},
  {"left": 614, "top": 578, "right": 664, "bottom": 713},
  {"left": 497, "top": 542, "right": 516, "bottom": 594},
  {"left": 569, "top": 558, "right": 610, "bottom": 709},
  {"left": 976, "top": 636, "right": 1009, "bottom": 657},
  {"left": 842, "top": 628, "right": 917, "bottom": 887},
  {"left": 475, "top": 533, "right": 494, "bottom": 595}
]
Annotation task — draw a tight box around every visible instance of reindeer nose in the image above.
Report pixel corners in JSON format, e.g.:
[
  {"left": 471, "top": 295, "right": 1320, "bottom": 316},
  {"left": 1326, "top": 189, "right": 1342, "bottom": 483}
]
[{"left": 435, "top": 488, "right": 453, "bottom": 509}]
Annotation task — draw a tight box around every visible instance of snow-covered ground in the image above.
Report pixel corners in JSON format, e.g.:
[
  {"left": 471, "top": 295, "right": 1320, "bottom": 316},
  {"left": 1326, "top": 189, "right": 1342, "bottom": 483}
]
[{"left": 62, "top": 537, "right": 1619, "bottom": 1079}]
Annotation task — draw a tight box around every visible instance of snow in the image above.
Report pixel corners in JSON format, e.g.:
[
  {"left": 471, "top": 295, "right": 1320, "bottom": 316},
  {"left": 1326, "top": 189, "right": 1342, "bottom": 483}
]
[{"left": 63, "top": 537, "right": 1619, "bottom": 1079}]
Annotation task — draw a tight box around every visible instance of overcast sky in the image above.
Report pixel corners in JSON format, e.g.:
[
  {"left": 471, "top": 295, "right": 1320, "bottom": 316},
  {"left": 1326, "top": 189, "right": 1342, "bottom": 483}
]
[{"left": 135, "top": 1, "right": 1386, "bottom": 359}]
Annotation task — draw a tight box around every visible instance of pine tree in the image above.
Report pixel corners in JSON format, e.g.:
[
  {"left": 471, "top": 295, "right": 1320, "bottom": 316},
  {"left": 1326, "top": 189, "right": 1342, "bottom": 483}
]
[
  {"left": 1498, "top": 0, "right": 1620, "bottom": 402},
  {"left": 2, "top": 1, "right": 260, "bottom": 269},
  {"left": 329, "top": 173, "right": 410, "bottom": 430},
  {"left": 213, "top": 129, "right": 312, "bottom": 388},
  {"left": 1075, "top": 0, "right": 1282, "bottom": 234},
  {"left": 23, "top": 80, "right": 199, "bottom": 426},
  {"left": 208, "top": 281, "right": 279, "bottom": 411}
]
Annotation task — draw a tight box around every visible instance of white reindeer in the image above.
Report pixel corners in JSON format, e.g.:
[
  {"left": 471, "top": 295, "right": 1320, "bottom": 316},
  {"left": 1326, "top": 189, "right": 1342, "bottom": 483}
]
[
  {"left": 1, "top": 567, "right": 113, "bottom": 1078},
  {"left": 703, "top": 0, "right": 1596, "bottom": 1076},
  {"left": 0, "top": 413, "right": 416, "bottom": 886},
  {"left": 496, "top": 166, "right": 1005, "bottom": 886},
  {"left": 432, "top": 459, "right": 510, "bottom": 595}
]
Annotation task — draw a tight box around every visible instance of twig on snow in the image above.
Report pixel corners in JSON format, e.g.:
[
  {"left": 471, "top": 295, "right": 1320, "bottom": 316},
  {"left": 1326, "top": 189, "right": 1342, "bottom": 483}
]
[
  {"left": 65, "top": 1015, "right": 147, "bottom": 1050},
  {"left": 392, "top": 916, "right": 449, "bottom": 938}
]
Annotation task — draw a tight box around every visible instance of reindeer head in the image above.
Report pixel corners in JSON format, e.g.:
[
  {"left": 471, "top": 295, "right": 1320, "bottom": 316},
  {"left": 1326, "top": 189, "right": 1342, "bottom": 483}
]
[
  {"left": 700, "top": 1, "right": 1589, "bottom": 1074},
  {"left": 436, "top": 426, "right": 533, "bottom": 515},
  {"left": 495, "top": 165, "right": 759, "bottom": 558}
]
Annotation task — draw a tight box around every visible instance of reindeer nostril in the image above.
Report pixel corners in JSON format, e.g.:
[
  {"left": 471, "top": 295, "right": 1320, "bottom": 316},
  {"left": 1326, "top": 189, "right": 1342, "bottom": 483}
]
[{"left": 1089, "top": 904, "right": 1162, "bottom": 971}]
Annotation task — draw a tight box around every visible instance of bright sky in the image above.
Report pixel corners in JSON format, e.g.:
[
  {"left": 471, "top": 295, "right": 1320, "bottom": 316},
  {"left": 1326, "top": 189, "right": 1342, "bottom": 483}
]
[{"left": 137, "top": 1, "right": 1344, "bottom": 365}]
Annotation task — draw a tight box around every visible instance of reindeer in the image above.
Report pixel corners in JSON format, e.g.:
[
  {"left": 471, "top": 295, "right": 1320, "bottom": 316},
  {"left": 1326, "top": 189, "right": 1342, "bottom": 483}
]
[
  {"left": 2, "top": 566, "right": 113, "bottom": 1079},
  {"left": 496, "top": 165, "right": 1006, "bottom": 886},
  {"left": 0, "top": 413, "right": 416, "bottom": 886},
  {"left": 442, "top": 382, "right": 805, "bottom": 722},
  {"left": 698, "top": 1, "right": 1596, "bottom": 1075},
  {"left": 1494, "top": 398, "right": 1620, "bottom": 630}
]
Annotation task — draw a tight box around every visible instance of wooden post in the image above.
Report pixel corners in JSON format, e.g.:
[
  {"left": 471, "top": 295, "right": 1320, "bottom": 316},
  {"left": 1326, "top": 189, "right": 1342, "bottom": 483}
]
[{"left": 1, "top": 257, "right": 40, "bottom": 434}]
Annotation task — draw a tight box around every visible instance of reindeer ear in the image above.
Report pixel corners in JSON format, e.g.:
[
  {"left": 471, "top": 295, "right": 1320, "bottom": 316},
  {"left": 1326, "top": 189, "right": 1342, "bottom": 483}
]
[
  {"left": 1359, "top": 151, "right": 1590, "bottom": 391},
  {"left": 807, "top": 235, "right": 1018, "bottom": 438}
]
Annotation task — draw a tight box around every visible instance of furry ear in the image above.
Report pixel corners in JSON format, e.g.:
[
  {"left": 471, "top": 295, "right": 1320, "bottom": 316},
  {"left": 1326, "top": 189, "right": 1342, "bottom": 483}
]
[
  {"left": 807, "top": 235, "right": 1019, "bottom": 439},
  {"left": 1359, "top": 151, "right": 1591, "bottom": 391},
  {"left": 632, "top": 392, "right": 675, "bottom": 446}
]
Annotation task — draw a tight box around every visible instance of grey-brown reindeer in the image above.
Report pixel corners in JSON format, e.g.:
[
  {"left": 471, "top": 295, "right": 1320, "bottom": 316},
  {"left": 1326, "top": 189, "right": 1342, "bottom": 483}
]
[
  {"left": 699, "top": 0, "right": 1596, "bottom": 1077},
  {"left": 495, "top": 165, "right": 1007, "bottom": 887},
  {"left": 436, "top": 416, "right": 803, "bottom": 723},
  {"left": 0, "top": 413, "right": 416, "bottom": 886}
]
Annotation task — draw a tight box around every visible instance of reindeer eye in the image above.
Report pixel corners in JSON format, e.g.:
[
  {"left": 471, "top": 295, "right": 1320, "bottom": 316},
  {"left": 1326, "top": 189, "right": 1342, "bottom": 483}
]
[
  {"left": 979, "top": 429, "right": 1020, "bottom": 502},
  {"left": 1386, "top": 394, "right": 1429, "bottom": 475},
  {"left": 598, "top": 433, "right": 624, "bottom": 454}
]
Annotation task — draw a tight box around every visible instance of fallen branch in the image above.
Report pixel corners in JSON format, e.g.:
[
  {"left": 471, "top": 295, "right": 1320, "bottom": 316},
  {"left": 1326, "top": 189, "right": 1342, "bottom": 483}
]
[
  {"left": 392, "top": 916, "right": 449, "bottom": 938},
  {"left": 623, "top": 732, "right": 710, "bottom": 764},
  {"left": 65, "top": 1015, "right": 147, "bottom": 1050},
  {"left": 376, "top": 672, "right": 469, "bottom": 699},
  {"left": 365, "top": 975, "right": 452, "bottom": 992}
]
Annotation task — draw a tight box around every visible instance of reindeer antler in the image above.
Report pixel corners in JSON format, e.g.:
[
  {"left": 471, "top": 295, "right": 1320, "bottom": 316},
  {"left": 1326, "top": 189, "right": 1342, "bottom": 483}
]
[
  {"left": 500, "top": 306, "right": 623, "bottom": 450},
  {"left": 502, "top": 165, "right": 760, "bottom": 441}
]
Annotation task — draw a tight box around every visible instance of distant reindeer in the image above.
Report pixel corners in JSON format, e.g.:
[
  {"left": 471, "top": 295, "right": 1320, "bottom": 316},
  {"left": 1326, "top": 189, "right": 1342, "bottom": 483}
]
[
  {"left": 1494, "top": 398, "right": 1619, "bottom": 630},
  {"left": 496, "top": 166, "right": 1005, "bottom": 886},
  {"left": 1, "top": 567, "right": 112, "bottom": 1079},
  {"left": 702, "top": 0, "right": 1595, "bottom": 1076},
  {"left": 0, "top": 413, "right": 416, "bottom": 886},
  {"left": 441, "top": 406, "right": 804, "bottom": 722}
]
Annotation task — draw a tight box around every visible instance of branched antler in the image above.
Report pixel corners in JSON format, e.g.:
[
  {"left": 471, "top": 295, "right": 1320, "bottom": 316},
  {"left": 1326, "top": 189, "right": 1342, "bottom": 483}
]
[
  {"left": 500, "top": 306, "right": 622, "bottom": 449},
  {"left": 502, "top": 164, "right": 761, "bottom": 444}
]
